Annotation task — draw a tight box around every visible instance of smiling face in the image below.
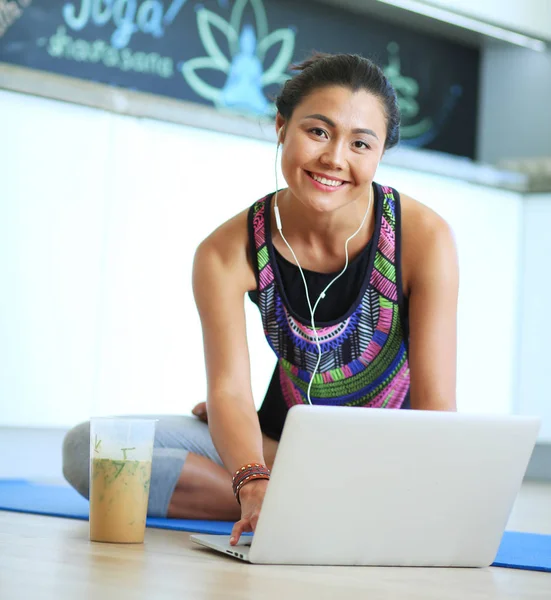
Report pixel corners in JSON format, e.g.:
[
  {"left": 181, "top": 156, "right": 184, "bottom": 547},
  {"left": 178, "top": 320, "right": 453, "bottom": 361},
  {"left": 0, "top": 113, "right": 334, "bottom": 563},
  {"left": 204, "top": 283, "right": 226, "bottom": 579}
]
[{"left": 276, "top": 85, "right": 388, "bottom": 215}]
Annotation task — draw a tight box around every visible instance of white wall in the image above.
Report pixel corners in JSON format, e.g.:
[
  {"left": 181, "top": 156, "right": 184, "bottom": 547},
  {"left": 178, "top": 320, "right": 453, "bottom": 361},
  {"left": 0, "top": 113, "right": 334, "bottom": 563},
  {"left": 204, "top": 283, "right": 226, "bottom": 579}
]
[
  {"left": 0, "top": 96, "right": 111, "bottom": 426},
  {"left": 0, "top": 427, "right": 67, "bottom": 481},
  {"left": 517, "top": 194, "right": 551, "bottom": 442},
  {"left": 422, "top": 0, "right": 551, "bottom": 41},
  {"left": 376, "top": 165, "right": 523, "bottom": 417},
  {"left": 90, "top": 116, "right": 277, "bottom": 420},
  {"left": 0, "top": 90, "right": 525, "bottom": 431},
  {"left": 0, "top": 90, "right": 277, "bottom": 427}
]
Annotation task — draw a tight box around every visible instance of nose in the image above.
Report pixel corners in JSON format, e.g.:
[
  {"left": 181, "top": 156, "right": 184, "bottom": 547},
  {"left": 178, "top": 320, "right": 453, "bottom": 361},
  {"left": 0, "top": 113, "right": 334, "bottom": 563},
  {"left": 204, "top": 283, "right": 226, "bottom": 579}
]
[{"left": 319, "top": 139, "right": 346, "bottom": 170}]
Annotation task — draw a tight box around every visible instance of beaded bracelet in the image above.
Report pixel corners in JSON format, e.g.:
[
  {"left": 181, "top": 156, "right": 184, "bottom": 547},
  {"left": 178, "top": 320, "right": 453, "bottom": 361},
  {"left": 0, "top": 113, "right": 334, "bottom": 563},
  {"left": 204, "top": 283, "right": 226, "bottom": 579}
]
[
  {"left": 232, "top": 463, "right": 271, "bottom": 504},
  {"left": 233, "top": 465, "right": 270, "bottom": 493}
]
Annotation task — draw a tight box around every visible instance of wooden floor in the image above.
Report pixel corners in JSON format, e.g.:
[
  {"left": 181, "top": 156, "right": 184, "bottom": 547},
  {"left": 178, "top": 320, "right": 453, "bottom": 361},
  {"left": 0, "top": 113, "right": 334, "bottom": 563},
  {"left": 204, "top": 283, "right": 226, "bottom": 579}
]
[{"left": 0, "top": 482, "right": 550, "bottom": 600}]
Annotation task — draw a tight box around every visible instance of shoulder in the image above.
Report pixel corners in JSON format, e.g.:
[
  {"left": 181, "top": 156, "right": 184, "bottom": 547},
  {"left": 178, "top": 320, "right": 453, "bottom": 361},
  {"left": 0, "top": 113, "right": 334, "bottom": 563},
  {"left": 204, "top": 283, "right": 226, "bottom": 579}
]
[
  {"left": 193, "top": 203, "right": 258, "bottom": 294},
  {"left": 398, "top": 192, "right": 453, "bottom": 240},
  {"left": 195, "top": 207, "right": 248, "bottom": 263},
  {"left": 396, "top": 191, "right": 458, "bottom": 296}
]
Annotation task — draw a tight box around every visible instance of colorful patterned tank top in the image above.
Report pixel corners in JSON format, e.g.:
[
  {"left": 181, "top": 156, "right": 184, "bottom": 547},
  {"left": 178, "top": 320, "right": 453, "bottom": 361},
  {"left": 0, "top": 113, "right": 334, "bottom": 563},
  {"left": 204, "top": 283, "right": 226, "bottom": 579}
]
[{"left": 250, "top": 183, "right": 410, "bottom": 418}]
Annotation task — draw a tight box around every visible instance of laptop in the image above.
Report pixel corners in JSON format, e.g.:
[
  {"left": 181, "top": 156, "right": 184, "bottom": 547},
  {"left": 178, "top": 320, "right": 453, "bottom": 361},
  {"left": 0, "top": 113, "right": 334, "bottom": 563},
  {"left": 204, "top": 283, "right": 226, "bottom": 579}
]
[{"left": 191, "top": 405, "right": 540, "bottom": 566}]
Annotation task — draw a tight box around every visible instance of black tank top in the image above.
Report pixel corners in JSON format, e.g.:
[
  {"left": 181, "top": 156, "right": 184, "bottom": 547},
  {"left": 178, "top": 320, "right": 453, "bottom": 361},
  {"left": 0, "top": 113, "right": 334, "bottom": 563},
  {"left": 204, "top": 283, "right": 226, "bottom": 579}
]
[{"left": 247, "top": 188, "right": 410, "bottom": 440}]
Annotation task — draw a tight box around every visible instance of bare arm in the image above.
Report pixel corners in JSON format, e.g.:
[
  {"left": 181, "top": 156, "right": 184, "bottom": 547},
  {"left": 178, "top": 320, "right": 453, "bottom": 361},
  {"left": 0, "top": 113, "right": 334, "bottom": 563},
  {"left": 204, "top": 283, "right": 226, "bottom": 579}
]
[
  {"left": 404, "top": 204, "right": 459, "bottom": 411},
  {"left": 192, "top": 217, "right": 265, "bottom": 475}
]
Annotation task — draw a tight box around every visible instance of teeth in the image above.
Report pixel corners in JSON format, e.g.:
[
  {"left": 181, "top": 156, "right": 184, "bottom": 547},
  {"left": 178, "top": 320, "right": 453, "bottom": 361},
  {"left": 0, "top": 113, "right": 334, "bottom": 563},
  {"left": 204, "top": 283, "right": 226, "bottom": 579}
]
[{"left": 311, "top": 173, "right": 343, "bottom": 187}]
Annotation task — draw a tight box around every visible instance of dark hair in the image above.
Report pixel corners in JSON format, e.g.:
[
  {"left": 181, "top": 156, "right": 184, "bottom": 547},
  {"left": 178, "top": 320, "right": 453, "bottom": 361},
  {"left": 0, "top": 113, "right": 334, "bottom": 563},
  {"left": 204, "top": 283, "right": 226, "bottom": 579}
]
[{"left": 275, "top": 52, "right": 400, "bottom": 151}]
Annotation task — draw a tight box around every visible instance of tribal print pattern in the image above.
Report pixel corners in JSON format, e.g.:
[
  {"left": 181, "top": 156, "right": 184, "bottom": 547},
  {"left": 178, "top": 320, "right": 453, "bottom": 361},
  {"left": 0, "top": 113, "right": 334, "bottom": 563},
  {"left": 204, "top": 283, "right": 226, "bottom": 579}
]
[{"left": 251, "top": 185, "right": 410, "bottom": 409}]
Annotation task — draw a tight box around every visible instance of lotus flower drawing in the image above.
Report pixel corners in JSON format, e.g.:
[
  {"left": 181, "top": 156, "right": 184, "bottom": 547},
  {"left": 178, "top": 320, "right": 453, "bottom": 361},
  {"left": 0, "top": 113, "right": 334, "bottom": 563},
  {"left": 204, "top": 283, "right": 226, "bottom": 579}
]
[
  {"left": 181, "top": 0, "right": 296, "bottom": 116},
  {"left": 384, "top": 42, "right": 462, "bottom": 147}
]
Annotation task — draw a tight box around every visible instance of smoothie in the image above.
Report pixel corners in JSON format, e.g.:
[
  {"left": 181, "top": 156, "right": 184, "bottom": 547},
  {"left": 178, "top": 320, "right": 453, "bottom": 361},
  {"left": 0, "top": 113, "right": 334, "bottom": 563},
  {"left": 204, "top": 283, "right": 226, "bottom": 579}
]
[{"left": 90, "top": 457, "right": 152, "bottom": 543}]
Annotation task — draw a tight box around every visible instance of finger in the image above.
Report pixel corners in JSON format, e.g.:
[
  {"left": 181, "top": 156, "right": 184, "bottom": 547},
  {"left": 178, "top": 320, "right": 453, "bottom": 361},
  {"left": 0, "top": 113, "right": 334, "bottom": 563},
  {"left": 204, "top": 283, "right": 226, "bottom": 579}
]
[
  {"left": 230, "top": 521, "right": 244, "bottom": 545},
  {"left": 230, "top": 518, "right": 252, "bottom": 546}
]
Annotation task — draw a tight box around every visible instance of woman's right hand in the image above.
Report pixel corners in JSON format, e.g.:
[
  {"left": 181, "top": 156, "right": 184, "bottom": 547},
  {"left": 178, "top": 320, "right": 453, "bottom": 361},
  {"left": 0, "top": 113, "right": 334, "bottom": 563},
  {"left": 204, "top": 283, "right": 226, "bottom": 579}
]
[{"left": 230, "top": 479, "right": 269, "bottom": 546}]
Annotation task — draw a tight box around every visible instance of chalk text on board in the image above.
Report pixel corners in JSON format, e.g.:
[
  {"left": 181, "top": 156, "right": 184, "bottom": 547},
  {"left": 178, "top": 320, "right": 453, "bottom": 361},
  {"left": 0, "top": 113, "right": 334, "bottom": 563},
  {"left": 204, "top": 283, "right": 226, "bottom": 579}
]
[
  {"left": 62, "top": 0, "right": 188, "bottom": 49},
  {"left": 47, "top": 25, "right": 174, "bottom": 78}
]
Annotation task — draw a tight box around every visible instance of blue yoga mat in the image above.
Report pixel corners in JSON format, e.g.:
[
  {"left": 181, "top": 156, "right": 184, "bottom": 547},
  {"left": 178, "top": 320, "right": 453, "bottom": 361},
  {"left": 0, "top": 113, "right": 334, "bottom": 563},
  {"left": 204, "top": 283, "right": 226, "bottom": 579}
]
[
  {"left": 0, "top": 479, "right": 234, "bottom": 535},
  {"left": 0, "top": 479, "right": 549, "bottom": 571}
]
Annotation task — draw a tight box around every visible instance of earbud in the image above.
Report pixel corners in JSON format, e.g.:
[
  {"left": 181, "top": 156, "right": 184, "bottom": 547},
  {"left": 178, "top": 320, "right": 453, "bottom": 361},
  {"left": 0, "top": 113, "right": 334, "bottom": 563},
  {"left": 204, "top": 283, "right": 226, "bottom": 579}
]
[{"left": 277, "top": 127, "right": 285, "bottom": 145}]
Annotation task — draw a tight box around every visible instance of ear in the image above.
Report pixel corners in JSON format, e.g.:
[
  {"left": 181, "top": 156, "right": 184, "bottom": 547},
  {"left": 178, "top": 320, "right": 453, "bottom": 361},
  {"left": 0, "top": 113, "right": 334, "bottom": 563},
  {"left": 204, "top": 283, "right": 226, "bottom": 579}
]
[{"left": 275, "top": 112, "right": 286, "bottom": 144}]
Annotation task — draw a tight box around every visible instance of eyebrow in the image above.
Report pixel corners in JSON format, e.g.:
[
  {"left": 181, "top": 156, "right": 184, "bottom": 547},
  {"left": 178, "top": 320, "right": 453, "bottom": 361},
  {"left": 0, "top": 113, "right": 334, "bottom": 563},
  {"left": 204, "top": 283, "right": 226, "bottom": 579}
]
[{"left": 302, "top": 113, "right": 379, "bottom": 140}]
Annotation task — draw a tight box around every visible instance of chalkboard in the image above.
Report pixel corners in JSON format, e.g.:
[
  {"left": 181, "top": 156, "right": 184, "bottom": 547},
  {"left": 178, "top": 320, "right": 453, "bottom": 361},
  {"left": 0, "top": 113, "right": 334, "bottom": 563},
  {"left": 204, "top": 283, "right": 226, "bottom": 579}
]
[{"left": 0, "top": 0, "right": 479, "bottom": 158}]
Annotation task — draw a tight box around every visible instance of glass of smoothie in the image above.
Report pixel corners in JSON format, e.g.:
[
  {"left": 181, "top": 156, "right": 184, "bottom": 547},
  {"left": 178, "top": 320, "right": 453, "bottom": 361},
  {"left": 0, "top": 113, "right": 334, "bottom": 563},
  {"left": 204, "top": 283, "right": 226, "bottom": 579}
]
[{"left": 89, "top": 417, "right": 156, "bottom": 544}]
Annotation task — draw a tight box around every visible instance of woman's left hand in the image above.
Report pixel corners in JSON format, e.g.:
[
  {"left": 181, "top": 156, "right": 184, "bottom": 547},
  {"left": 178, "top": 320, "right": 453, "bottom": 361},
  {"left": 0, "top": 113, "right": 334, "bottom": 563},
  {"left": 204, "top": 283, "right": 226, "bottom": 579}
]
[{"left": 192, "top": 401, "right": 208, "bottom": 423}]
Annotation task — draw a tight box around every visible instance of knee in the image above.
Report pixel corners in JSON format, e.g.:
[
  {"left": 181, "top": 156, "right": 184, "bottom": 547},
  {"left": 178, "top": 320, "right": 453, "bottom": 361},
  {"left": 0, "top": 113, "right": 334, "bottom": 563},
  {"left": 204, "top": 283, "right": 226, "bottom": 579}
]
[{"left": 62, "top": 421, "right": 90, "bottom": 499}]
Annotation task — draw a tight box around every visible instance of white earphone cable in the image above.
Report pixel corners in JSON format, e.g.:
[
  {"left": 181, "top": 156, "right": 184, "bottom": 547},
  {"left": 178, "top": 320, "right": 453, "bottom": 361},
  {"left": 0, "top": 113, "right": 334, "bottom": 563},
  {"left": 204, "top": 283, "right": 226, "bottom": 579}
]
[{"left": 273, "top": 141, "right": 373, "bottom": 405}]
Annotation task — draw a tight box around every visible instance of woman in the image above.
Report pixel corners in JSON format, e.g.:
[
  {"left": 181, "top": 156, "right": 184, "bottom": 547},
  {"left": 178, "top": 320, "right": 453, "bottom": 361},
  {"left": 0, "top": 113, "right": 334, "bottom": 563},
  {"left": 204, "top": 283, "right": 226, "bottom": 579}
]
[{"left": 63, "top": 53, "right": 458, "bottom": 547}]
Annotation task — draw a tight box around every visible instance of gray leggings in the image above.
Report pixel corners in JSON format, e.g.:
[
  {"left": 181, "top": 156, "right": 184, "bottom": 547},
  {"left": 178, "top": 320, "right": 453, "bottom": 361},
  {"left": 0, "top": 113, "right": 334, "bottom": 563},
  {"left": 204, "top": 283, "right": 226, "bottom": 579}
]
[{"left": 62, "top": 415, "right": 222, "bottom": 518}]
